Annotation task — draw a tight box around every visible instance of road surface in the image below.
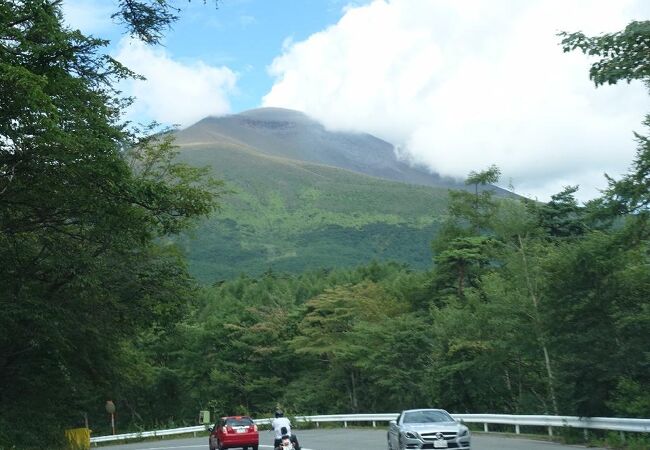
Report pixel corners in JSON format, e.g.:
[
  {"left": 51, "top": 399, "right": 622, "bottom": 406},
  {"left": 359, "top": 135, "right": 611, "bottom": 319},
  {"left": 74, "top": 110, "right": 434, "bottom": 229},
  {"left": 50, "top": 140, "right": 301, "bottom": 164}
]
[{"left": 99, "top": 428, "right": 606, "bottom": 450}]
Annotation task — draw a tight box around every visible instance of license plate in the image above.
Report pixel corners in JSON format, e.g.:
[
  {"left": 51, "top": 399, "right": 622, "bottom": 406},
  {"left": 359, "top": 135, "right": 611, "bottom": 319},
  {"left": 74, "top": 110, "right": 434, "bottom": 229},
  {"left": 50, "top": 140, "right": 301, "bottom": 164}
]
[
  {"left": 433, "top": 440, "right": 448, "bottom": 448},
  {"left": 236, "top": 428, "right": 246, "bottom": 433}
]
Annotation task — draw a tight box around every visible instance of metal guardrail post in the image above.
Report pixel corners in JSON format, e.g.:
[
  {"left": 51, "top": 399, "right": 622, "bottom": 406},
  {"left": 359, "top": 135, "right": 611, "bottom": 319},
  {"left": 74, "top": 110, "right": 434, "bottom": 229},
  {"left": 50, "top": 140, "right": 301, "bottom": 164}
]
[
  {"left": 484, "top": 423, "right": 488, "bottom": 432},
  {"left": 548, "top": 426, "right": 553, "bottom": 437},
  {"left": 515, "top": 424, "right": 520, "bottom": 434}
]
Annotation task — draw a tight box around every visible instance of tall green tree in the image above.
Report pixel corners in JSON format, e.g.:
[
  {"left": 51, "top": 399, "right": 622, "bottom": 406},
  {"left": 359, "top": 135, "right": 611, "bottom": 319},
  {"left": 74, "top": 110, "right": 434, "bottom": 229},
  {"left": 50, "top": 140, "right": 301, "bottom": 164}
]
[
  {"left": 0, "top": 1, "right": 222, "bottom": 446},
  {"left": 552, "top": 20, "right": 650, "bottom": 416},
  {"left": 490, "top": 199, "right": 560, "bottom": 414},
  {"left": 432, "top": 166, "right": 502, "bottom": 301},
  {"left": 529, "top": 186, "right": 587, "bottom": 238}
]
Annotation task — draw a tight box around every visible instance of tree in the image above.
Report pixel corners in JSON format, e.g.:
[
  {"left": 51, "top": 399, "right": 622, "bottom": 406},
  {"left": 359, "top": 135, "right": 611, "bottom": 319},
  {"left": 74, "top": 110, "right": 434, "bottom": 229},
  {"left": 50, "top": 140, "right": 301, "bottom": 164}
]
[
  {"left": 353, "top": 314, "right": 434, "bottom": 411},
  {"left": 559, "top": 21, "right": 650, "bottom": 88},
  {"left": 490, "top": 199, "right": 560, "bottom": 414},
  {"left": 553, "top": 20, "right": 650, "bottom": 416},
  {"left": 451, "top": 165, "right": 502, "bottom": 234},
  {"left": 0, "top": 1, "right": 223, "bottom": 446},
  {"left": 529, "top": 186, "right": 587, "bottom": 238},
  {"left": 466, "top": 165, "right": 501, "bottom": 196},
  {"left": 434, "top": 236, "right": 494, "bottom": 298},
  {"left": 291, "top": 283, "right": 401, "bottom": 412},
  {"left": 431, "top": 166, "right": 503, "bottom": 302},
  {"left": 561, "top": 21, "right": 650, "bottom": 223}
]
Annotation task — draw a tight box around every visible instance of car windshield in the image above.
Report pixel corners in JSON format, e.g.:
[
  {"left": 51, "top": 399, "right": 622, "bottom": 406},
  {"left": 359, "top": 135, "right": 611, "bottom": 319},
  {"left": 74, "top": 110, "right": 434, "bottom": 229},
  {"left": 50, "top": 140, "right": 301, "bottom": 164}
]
[
  {"left": 225, "top": 417, "right": 253, "bottom": 427},
  {"left": 403, "top": 410, "right": 453, "bottom": 424}
]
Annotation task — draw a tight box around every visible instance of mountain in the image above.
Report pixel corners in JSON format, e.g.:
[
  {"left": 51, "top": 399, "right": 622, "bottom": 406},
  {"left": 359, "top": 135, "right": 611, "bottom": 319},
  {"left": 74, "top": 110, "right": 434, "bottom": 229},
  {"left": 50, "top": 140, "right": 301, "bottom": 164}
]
[
  {"left": 175, "top": 107, "right": 466, "bottom": 190},
  {"left": 173, "top": 108, "right": 461, "bottom": 283}
]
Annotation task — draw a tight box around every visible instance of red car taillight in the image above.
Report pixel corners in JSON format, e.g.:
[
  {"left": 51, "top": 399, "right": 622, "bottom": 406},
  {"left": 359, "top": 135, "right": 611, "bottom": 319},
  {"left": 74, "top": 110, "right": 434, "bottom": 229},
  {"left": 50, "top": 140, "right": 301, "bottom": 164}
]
[{"left": 249, "top": 424, "right": 257, "bottom": 432}]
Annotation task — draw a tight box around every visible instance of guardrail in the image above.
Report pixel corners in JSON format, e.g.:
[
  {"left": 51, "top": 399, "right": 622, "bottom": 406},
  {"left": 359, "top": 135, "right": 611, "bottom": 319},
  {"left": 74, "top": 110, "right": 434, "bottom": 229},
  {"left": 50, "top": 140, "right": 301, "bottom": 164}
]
[
  {"left": 90, "top": 412, "right": 650, "bottom": 444},
  {"left": 91, "top": 425, "right": 205, "bottom": 443}
]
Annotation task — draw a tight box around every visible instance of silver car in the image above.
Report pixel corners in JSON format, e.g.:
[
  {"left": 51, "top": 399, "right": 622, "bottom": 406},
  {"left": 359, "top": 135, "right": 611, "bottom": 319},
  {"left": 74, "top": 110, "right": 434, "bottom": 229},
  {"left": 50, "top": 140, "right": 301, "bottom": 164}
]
[{"left": 387, "top": 409, "right": 471, "bottom": 450}]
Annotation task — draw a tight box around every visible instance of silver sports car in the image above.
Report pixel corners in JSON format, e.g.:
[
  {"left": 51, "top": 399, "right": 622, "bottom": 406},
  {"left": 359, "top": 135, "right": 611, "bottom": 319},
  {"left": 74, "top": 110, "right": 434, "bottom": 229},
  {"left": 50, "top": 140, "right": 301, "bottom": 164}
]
[{"left": 387, "top": 409, "right": 471, "bottom": 450}]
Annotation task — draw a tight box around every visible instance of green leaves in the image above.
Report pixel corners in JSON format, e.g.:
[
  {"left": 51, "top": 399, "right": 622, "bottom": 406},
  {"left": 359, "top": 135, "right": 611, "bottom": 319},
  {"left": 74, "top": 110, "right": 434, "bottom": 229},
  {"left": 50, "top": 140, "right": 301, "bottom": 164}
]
[
  {"left": 465, "top": 164, "right": 501, "bottom": 188},
  {"left": 559, "top": 21, "right": 650, "bottom": 87},
  {"left": 0, "top": 1, "right": 224, "bottom": 446}
]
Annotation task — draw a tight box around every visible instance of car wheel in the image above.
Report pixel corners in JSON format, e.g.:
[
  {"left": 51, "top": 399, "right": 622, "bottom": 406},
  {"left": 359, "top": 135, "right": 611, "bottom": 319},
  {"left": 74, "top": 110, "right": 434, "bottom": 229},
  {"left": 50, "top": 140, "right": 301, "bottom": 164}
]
[{"left": 252, "top": 446, "right": 259, "bottom": 450}]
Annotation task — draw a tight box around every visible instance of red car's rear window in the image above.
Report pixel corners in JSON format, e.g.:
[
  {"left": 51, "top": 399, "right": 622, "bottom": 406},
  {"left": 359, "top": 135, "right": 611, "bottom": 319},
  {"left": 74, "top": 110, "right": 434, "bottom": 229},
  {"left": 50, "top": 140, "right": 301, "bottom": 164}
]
[{"left": 225, "top": 417, "right": 254, "bottom": 427}]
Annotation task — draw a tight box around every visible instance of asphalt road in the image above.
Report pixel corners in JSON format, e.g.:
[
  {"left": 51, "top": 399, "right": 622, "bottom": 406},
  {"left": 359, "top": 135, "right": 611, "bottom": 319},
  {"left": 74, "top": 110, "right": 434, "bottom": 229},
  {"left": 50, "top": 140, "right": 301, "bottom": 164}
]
[{"left": 100, "top": 429, "right": 606, "bottom": 450}]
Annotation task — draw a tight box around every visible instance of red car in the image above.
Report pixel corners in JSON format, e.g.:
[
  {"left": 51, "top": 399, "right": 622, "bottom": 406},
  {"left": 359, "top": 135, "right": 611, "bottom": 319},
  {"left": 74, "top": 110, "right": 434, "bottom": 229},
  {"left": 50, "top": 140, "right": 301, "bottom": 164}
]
[{"left": 209, "top": 416, "right": 259, "bottom": 450}]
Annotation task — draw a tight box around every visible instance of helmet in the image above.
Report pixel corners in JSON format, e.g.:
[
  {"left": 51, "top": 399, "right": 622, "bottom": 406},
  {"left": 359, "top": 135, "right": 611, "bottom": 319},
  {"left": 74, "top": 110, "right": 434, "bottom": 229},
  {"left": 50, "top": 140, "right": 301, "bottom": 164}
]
[{"left": 275, "top": 409, "right": 284, "bottom": 418}]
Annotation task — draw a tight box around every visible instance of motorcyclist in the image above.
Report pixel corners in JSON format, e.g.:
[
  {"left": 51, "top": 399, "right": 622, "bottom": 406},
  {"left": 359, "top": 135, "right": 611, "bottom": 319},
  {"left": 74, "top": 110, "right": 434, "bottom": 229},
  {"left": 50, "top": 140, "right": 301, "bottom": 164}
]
[{"left": 271, "top": 410, "right": 300, "bottom": 450}]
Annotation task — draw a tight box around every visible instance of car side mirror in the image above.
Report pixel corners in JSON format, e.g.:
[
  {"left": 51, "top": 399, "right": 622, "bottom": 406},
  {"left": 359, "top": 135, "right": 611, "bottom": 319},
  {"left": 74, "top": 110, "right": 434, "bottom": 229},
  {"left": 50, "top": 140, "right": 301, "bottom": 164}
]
[
  {"left": 389, "top": 420, "right": 397, "bottom": 426},
  {"left": 208, "top": 426, "right": 213, "bottom": 432},
  {"left": 455, "top": 418, "right": 465, "bottom": 424}
]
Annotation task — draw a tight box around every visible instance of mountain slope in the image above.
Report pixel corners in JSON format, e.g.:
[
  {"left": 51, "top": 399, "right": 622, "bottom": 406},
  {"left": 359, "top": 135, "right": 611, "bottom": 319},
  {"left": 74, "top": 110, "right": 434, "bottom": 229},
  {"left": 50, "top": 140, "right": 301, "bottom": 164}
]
[{"left": 176, "top": 140, "right": 448, "bottom": 282}]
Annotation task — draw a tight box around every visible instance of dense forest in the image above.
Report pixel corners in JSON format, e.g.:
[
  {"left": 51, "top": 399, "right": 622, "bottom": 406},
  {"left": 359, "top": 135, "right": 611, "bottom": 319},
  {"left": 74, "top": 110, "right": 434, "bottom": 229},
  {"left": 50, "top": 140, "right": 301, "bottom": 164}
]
[
  {"left": 100, "top": 159, "right": 650, "bottom": 430},
  {"left": 1, "top": 2, "right": 649, "bottom": 449}
]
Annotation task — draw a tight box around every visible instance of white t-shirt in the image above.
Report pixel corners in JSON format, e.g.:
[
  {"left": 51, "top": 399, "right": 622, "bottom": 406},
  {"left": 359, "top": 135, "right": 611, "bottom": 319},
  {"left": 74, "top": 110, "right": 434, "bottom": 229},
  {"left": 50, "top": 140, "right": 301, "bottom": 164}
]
[{"left": 271, "top": 417, "right": 292, "bottom": 439}]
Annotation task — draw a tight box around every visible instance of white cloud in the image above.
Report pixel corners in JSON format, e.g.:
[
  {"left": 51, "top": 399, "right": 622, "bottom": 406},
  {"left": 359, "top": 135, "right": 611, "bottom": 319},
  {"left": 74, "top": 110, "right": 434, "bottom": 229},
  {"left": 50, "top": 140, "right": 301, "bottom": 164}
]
[
  {"left": 263, "top": 0, "right": 649, "bottom": 201},
  {"left": 114, "top": 39, "right": 237, "bottom": 127}
]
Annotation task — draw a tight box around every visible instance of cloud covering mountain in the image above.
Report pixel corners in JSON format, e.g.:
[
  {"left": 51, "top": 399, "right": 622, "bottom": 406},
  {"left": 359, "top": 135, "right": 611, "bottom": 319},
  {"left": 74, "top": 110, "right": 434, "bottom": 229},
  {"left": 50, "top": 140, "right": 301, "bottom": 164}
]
[
  {"left": 176, "top": 107, "right": 474, "bottom": 190},
  {"left": 263, "top": 0, "right": 650, "bottom": 201}
]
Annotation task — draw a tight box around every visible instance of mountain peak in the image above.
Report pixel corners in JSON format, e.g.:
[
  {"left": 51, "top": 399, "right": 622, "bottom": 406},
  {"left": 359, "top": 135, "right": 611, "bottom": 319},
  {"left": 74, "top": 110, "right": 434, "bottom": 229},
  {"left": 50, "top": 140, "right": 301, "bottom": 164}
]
[{"left": 237, "top": 107, "right": 313, "bottom": 123}]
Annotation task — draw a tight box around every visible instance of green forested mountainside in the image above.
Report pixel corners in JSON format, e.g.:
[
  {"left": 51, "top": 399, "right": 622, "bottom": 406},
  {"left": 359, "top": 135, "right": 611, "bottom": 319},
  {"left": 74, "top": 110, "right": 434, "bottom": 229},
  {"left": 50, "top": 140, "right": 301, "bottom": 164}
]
[{"left": 175, "top": 142, "right": 449, "bottom": 282}]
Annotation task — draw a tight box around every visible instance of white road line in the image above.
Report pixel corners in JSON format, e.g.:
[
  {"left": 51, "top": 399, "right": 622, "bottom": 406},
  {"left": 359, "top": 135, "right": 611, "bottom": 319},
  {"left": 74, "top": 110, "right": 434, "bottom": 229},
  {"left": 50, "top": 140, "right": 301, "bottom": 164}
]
[{"left": 128, "top": 446, "right": 204, "bottom": 450}]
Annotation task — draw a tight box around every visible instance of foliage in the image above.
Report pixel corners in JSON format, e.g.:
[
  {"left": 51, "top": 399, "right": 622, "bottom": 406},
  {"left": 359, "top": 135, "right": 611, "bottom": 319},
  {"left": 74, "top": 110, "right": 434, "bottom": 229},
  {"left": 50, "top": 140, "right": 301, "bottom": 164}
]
[
  {"left": 0, "top": 1, "right": 222, "bottom": 447},
  {"left": 529, "top": 186, "right": 587, "bottom": 238},
  {"left": 112, "top": 0, "right": 220, "bottom": 45},
  {"left": 559, "top": 21, "right": 650, "bottom": 87}
]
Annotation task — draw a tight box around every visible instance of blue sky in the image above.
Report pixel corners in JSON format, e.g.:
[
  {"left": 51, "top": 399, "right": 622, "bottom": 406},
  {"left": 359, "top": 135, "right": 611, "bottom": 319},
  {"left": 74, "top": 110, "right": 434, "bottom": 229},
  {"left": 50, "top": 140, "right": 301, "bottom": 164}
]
[
  {"left": 64, "top": 0, "right": 649, "bottom": 201},
  {"left": 157, "top": 0, "right": 355, "bottom": 111},
  {"left": 65, "top": 0, "right": 357, "bottom": 112}
]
